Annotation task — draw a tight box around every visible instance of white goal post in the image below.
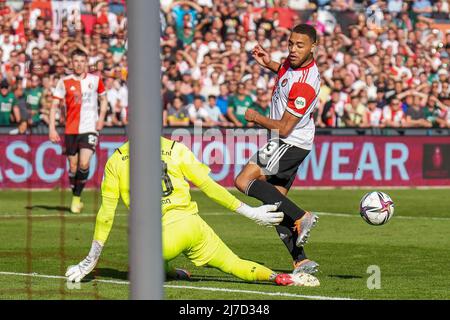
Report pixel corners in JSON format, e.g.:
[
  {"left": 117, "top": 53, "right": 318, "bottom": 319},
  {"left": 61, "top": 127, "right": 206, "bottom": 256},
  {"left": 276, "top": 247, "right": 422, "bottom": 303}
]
[{"left": 128, "top": 0, "right": 164, "bottom": 300}]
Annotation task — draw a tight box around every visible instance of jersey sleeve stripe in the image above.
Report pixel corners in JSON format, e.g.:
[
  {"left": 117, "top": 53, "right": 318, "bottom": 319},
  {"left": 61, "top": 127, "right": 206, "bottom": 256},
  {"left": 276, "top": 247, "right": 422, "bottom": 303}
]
[{"left": 285, "top": 106, "right": 303, "bottom": 118}]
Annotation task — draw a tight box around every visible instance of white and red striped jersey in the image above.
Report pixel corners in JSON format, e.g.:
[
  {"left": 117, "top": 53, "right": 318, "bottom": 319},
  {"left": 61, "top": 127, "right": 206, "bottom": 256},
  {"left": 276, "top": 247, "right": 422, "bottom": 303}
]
[
  {"left": 53, "top": 73, "right": 106, "bottom": 134},
  {"left": 365, "top": 108, "right": 383, "bottom": 127},
  {"left": 382, "top": 106, "right": 404, "bottom": 126},
  {"left": 270, "top": 59, "right": 321, "bottom": 150}
]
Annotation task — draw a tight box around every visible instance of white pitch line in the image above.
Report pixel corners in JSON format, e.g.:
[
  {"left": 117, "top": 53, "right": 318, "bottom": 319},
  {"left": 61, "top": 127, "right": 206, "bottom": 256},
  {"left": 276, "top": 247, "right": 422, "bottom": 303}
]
[
  {"left": 314, "top": 211, "right": 450, "bottom": 221},
  {"left": 0, "top": 213, "right": 128, "bottom": 218},
  {"left": 0, "top": 271, "right": 355, "bottom": 300},
  {"left": 163, "top": 285, "right": 355, "bottom": 300},
  {"left": 0, "top": 271, "right": 129, "bottom": 285},
  {"left": 1, "top": 211, "right": 450, "bottom": 221}
]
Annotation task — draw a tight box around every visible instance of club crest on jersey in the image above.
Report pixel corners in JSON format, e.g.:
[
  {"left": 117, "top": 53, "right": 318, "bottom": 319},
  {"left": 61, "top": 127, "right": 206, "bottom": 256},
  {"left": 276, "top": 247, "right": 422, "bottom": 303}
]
[
  {"left": 281, "top": 78, "right": 288, "bottom": 87},
  {"left": 88, "top": 83, "right": 93, "bottom": 89},
  {"left": 294, "top": 97, "right": 307, "bottom": 110},
  {"left": 70, "top": 86, "right": 76, "bottom": 91}
]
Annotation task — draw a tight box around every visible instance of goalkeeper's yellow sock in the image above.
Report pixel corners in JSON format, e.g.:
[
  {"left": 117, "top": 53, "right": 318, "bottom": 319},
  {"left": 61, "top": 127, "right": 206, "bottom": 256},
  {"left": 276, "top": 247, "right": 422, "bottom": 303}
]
[
  {"left": 207, "top": 245, "right": 276, "bottom": 282},
  {"left": 228, "top": 258, "right": 275, "bottom": 281}
]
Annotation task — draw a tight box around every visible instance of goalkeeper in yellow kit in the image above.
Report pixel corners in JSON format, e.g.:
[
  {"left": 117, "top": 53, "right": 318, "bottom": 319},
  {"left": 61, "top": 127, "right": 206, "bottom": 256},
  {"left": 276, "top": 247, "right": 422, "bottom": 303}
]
[{"left": 65, "top": 138, "right": 319, "bottom": 287}]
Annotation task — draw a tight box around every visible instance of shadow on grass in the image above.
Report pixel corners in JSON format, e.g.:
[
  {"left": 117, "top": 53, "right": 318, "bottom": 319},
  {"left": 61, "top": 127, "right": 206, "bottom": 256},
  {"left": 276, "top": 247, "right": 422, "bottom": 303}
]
[
  {"left": 25, "top": 205, "right": 71, "bottom": 212},
  {"left": 273, "top": 269, "right": 363, "bottom": 280},
  {"left": 92, "top": 267, "right": 275, "bottom": 286},
  {"left": 94, "top": 268, "right": 129, "bottom": 281},
  {"left": 327, "top": 274, "right": 363, "bottom": 279},
  {"left": 272, "top": 269, "right": 295, "bottom": 274},
  {"left": 175, "top": 274, "right": 276, "bottom": 286}
]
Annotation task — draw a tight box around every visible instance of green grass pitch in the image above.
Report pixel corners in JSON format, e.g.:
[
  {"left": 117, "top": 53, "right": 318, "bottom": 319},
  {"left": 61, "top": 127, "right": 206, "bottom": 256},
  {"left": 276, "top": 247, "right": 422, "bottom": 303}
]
[{"left": 0, "top": 188, "right": 449, "bottom": 300}]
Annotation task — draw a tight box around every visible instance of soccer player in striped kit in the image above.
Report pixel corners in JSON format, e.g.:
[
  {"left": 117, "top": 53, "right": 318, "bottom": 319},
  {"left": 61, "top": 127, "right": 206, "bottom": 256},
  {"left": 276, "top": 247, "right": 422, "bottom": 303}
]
[
  {"left": 49, "top": 49, "right": 108, "bottom": 213},
  {"left": 235, "top": 24, "right": 321, "bottom": 275}
]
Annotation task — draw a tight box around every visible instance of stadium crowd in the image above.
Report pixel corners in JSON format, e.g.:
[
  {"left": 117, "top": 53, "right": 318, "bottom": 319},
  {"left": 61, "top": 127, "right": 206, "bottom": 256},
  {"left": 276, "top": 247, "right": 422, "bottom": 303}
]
[{"left": 0, "top": 0, "right": 449, "bottom": 133}]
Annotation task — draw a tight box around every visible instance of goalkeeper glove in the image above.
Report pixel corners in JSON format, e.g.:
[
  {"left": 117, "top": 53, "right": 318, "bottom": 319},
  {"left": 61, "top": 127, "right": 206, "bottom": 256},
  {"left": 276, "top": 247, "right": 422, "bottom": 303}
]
[
  {"left": 66, "top": 240, "right": 103, "bottom": 283},
  {"left": 235, "top": 202, "right": 284, "bottom": 226}
]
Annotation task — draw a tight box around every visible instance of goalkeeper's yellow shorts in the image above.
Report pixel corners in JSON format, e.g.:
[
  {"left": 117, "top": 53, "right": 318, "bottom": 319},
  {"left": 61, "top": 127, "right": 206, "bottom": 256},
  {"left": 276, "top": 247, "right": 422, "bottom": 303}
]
[{"left": 163, "top": 212, "right": 237, "bottom": 267}]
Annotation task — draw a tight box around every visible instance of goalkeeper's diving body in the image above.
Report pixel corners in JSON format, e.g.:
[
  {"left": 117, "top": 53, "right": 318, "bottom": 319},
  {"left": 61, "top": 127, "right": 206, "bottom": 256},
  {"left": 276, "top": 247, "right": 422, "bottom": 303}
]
[{"left": 66, "top": 138, "right": 319, "bottom": 287}]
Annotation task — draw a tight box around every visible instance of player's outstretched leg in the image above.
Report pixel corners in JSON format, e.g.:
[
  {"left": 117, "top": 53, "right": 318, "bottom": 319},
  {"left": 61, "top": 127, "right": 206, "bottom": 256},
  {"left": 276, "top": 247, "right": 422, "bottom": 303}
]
[
  {"left": 293, "top": 211, "right": 319, "bottom": 247},
  {"left": 241, "top": 178, "right": 319, "bottom": 247},
  {"left": 293, "top": 259, "right": 320, "bottom": 275},
  {"left": 275, "top": 225, "right": 319, "bottom": 274},
  {"left": 207, "top": 241, "right": 319, "bottom": 287}
]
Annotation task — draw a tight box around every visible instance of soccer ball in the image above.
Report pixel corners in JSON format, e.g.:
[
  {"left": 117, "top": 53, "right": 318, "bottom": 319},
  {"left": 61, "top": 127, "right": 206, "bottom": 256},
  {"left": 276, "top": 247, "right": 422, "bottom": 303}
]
[{"left": 359, "top": 191, "right": 394, "bottom": 226}]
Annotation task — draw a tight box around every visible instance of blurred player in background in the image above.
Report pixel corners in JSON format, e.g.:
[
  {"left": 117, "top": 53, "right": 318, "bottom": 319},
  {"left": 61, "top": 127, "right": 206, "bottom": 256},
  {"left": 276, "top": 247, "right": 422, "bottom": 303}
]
[
  {"left": 235, "top": 24, "right": 321, "bottom": 275},
  {"left": 49, "top": 49, "right": 108, "bottom": 213},
  {"left": 65, "top": 138, "right": 319, "bottom": 287}
]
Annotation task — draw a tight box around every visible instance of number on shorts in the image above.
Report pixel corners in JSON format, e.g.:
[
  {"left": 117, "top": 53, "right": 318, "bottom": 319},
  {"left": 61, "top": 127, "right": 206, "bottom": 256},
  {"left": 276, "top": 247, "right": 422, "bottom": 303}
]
[
  {"left": 88, "top": 134, "right": 98, "bottom": 146},
  {"left": 259, "top": 140, "right": 278, "bottom": 160},
  {"left": 162, "top": 161, "right": 174, "bottom": 197}
]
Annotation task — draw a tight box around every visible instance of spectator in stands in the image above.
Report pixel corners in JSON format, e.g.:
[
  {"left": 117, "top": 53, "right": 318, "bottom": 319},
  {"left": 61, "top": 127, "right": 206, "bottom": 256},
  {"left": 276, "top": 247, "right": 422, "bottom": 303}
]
[
  {"left": 118, "top": 80, "right": 128, "bottom": 126},
  {"left": 201, "top": 70, "right": 221, "bottom": 97},
  {"left": 249, "top": 90, "right": 270, "bottom": 119},
  {"left": 343, "top": 95, "right": 366, "bottom": 127},
  {"left": 424, "top": 95, "right": 444, "bottom": 128},
  {"left": 39, "top": 90, "right": 54, "bottom": 126},
  {"left": 216, "top": 83, "right": 230, "bottom": 116},
  {"left": 0, "top": 79, "right": 19, "bottom": 126},
  {"left": 382, "top": 98, "right": 405, "bottom": 127},
  {"left": 362, "top": 99, "right": 384, "bottom": 128},
  {"left": 187, "top": 95, "right": 212, "bottom": 127},
  {"left": 405, "top": 97, "right": 432, "bottom": 128},
  {"left": 0, "top": 28, "right": 15, "bottom": 63},
  {"left": 388, "top": 0, "right": 404, "bottom": 15},
  {"left": 319, "top": 89, "right": 345, "bottom": 128},
  {"left": 227, "top": 82, "right": 253, "bottom": 127},
  {"left": 331, "top": 0, "right": 354, "bottom": 11},
  {"left": 14, "top": 84, "right": 30, "bottom": 134},
  {"left": 205, "top": 95, "right": 231, "bottom": 127},
  {"left": 106, "top": 77, "right": 119, "bottom": 126},
  {"left": 25, "top": 74, "right": 43, "bottom": 126},
  {"left": 442, "top": 95, "right": 450, "bottom": 128},
  {"left": 413, "top": 0, "right": 433, "bottom": 17},
  {"left": 167, "top": 96, "right": 190, "bottom": 127},
  {"left": 188, "top": 94, "right": 214, "bottom": 126}
]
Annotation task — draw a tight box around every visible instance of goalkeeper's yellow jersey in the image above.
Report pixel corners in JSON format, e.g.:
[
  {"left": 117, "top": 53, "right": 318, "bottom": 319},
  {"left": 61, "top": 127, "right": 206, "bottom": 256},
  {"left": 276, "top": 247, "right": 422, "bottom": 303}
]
[
  {"left": 101, "top": 141, "right": 130, "bottom": 207},
  {"left": 94, "top": 137, "right": 241, "bottom": 243},
  {"left": 101, "top": 137, "right": 211, "bottom": 215},
  {"left": 160, "top": 136, "right": 211, "bottom": 218}
]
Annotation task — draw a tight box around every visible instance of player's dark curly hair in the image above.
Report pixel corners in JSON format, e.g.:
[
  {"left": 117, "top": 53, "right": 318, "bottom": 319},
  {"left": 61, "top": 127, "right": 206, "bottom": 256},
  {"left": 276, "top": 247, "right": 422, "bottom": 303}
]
[{"left": 292, "top": 24, "right": 317, "bottom": 43}]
